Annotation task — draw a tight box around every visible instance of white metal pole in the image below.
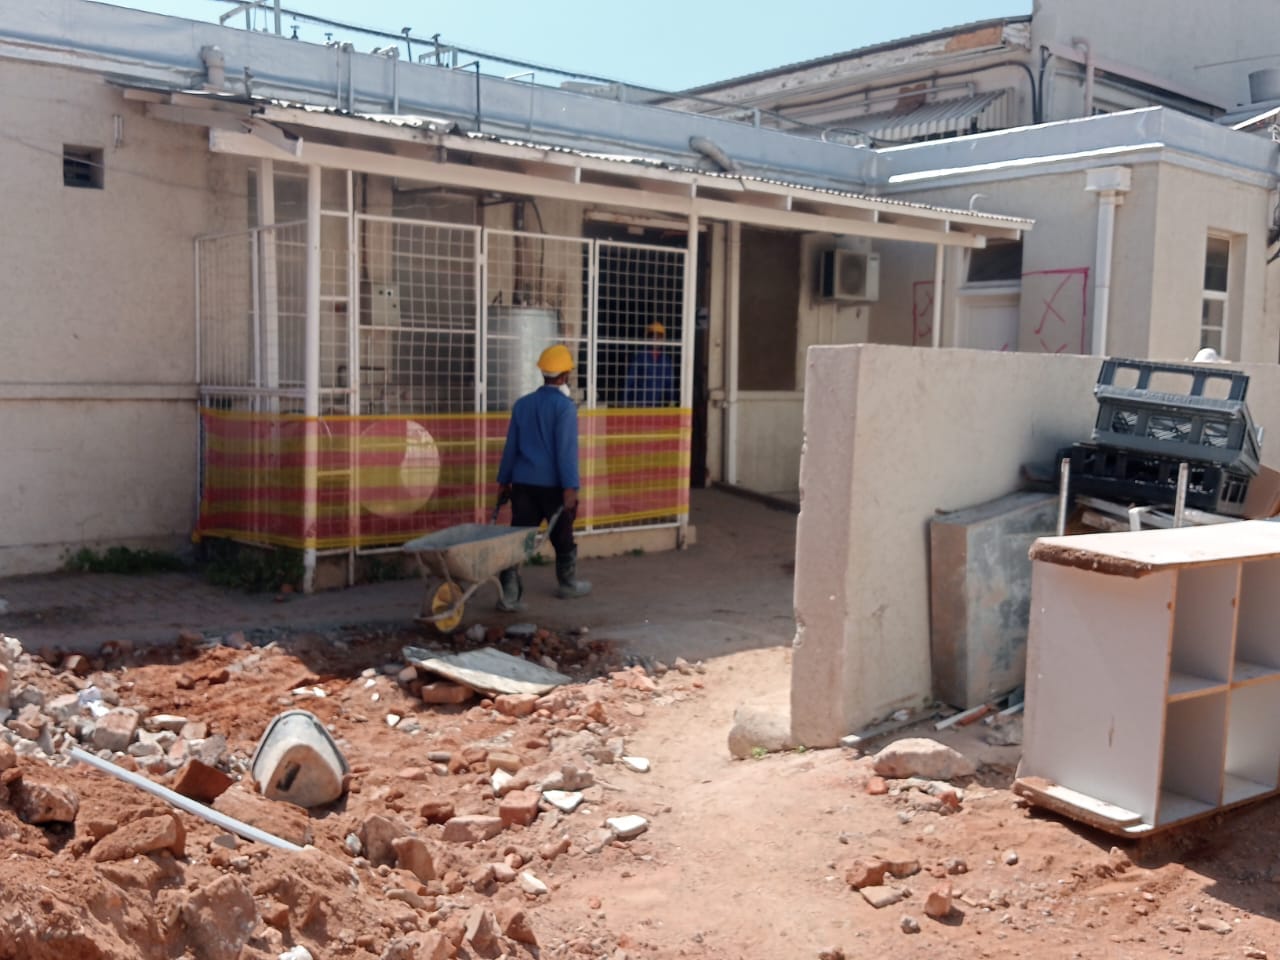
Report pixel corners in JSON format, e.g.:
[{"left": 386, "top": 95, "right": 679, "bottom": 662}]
[
  {"left": 257, "top": 159, "right": 280, "bottom": 413},
  {"left": 931, "top": 242, "right": 945, "bottom": 348},
  {"left": 679, "top": 213, "right": 699, "bottom": 546},
  {"left": 1092, "top": 193, "right": 1117, "bottom": 356},
  {"left": 725, "top": 221, "right": 741, "bottom": 487},
  {"left": 303, "top": 163, "right": 322, "bottom": 593}
]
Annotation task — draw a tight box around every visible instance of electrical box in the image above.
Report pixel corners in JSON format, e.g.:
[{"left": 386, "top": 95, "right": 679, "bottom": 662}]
[
  {"left": 370, "top": 285, "right": 401, "bottom": 327},
  {"left": 818, "top": 249, "right": 880, "bottom": 302}
]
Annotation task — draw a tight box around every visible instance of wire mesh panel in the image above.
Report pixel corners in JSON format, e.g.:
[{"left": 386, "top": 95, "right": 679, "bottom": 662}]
[
  {"left": 483, "top": 230, "right": 591, "bottom": 412},
  {"left": 356, "top": 216, "right": 481, "bottom": 416},
  {"left": 589, "top": 240, "right": 687, "bottom": 528},
  {"left": 197, "top": 230, "right": 257, "bottom": 390}
]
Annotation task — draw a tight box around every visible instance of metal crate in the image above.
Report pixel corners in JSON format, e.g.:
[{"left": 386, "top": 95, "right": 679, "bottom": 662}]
[{"left": 1067, "top": 442, "right": 1252, "bottom": 517}]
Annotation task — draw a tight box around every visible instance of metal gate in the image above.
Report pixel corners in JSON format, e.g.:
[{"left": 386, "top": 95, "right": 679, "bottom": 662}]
[{"left": 196, "top": 214, "right": 691, "bottom": 558}]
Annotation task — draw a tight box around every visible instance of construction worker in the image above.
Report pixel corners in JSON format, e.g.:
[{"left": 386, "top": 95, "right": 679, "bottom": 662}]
[
  {"left": 622, "top": 321, "right": 677, "bottom": 407},
  {"left": 495, "top": 343, "right": 592, "bottom": 610}
]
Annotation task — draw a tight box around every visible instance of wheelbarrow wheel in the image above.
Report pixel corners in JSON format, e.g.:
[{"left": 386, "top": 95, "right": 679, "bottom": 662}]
[{"left": 430, "top": 582, "right": 464, "bottom": 633}]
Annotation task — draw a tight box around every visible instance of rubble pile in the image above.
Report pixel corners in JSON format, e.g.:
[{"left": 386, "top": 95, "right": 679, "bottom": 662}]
[{"left": 0, "top": 628, "right": 707, "bottom": 960}]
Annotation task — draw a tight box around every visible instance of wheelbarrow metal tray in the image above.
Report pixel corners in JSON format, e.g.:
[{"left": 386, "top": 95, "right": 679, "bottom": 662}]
[{"left": 403, "top": 524, "right": 540, "bottom": 582}]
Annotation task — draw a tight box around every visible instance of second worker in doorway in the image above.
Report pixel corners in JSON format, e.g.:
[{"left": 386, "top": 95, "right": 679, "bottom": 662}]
[{"left": 495, "top": 343, "right": 593, "bottom": 610}]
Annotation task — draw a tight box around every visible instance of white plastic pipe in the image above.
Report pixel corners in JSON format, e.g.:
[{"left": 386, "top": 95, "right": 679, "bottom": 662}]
[
  {"left": 725, "top": 222, "right": 741, "bottom": 486},
  {"left": 69, "top": 748, "right": 304, "bottom": 852},
  {"left": 931, "top": 242, "right": 945, "bottom": 348},
  {"left": 1091, "top": 193, "right": 1118, "bottom": 356}
]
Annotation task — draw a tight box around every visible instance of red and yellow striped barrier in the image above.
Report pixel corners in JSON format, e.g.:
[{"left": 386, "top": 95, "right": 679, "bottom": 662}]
[{"left": 197, "top": 408, "right": 691, "bottom": 550}]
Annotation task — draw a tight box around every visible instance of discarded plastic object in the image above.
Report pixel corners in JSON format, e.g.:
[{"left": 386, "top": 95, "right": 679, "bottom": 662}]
[
  {"left": 290, "top": 686, "right": 326, "bottom": 699},
  {"left": 250, "top": 710, "right": 349, "bottom": 808},
  {"left": 68, "top": 747, "right": 303, "bottom": 852},
  {"left": 278, "top": 947, "right": 314, "bottom": 960}
]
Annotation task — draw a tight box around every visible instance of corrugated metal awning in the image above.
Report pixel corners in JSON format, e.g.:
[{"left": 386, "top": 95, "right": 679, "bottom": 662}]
[{"left": 857, "top": 89, "right": 1009, "bottom": 144}]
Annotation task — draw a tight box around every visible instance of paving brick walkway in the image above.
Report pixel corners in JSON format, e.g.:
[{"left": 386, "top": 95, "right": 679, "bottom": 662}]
[{"left": 0, "top": 491, "right": 797, "bottom": 661}]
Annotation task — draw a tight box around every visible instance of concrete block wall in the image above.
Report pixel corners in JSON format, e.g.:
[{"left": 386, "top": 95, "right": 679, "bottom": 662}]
[{"left": 791, "top": 344, "right": 1280, "bottom": 747}]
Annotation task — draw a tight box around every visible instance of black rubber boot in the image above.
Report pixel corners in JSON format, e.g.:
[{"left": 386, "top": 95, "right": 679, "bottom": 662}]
[
  {"left": 555, "top": 548, "right": 592, "bottom": 599},
  {"left": 496, "top": 567, "right": 525, "bottom": 612}
]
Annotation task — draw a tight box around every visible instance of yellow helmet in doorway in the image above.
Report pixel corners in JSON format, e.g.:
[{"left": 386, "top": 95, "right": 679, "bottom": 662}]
[{"left": 537, "top": 344, "right": 575, "bottom": 375}]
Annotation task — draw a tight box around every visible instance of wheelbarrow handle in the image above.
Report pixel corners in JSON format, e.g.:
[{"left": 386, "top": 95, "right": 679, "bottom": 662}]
[
  {"left": 535, "top": 507, "right": 565, "bottom": 549},
  {"left": 491, "top": 489, "right": 511, "bottom": 525}
]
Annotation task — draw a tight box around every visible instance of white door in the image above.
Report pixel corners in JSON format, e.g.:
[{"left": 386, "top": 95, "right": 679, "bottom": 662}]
[{"left": 956, "top": 292, "right": 1020, "bottom": 352}]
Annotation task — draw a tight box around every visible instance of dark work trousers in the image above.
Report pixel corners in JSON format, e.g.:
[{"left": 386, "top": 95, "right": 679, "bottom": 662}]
[{"left": 511, "top": 483, "right": 576, "bottom": 558}]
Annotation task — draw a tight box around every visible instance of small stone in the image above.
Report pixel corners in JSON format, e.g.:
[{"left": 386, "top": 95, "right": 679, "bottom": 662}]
[
  {"left": 442, "top": 815, "right": 504, "bottom": 843},
  {"left": 539, "top": 836, "right": 572, "bottom": 861},
  {"left": 385, "top": 713, "right": 402, "bottom": 728},
  {"left": 845, "top": 859, "right": 888, "bottom": 889},
  {"left": 45, "top": 693, "right": 82, "bottom": 724},
  {"left": 542, "top": 789, "right": 584, "bottom": 813},
  {"left": 1244, "top": 949, "right": 1268, "bottom": 959},
  {"left": 92, "top": 707, "right": 140, "bottom": 753},
  {"left": 1003, "top": 849, "right": 1019, "bottom": 866},
  {"left": 397, "top": 767, "right": 427, "bottom": 781},
  {"left": 517, "top": 870, "right": 549, "bottom": 896},
  {"left": 606, "top": 815, "right": 649, "bottom": 840},
  {"left": 419, "top": 799, "right": 455, "bottom": 823},
  {"left": 727, "top": 704, "right": 793, "bottom": 758},
  {"left": 867, "top": 776, "right": 888, "bottom": 795},
  {"left": 420, "top": 682, "right": 474, "bottom": 705},
  {"left": 506, "top": 623, "right": 538, "bottom": 640},
  {"left": 1197, "top": 917, "right": 1233, "bottom": 935},
  {"left": 494, "top": 694, "right": 539, "bottom": 718},
  {"left": 15, "top": 780, "right": 79, "bottom": 824},
  {"left": 360, "top": 814, "right": 412, "bottom": 867},
  {"left": 486, "top": 750, "right": 523, "bottom": 773},
  {"left": 500, "top": 790, "right": 541, "bottom": 828},
  {"left": 172, "top": 759, "right": 234, "bottom": 804},
  {"left": 924, "top": 882, "right": 953, "bottom": 919},
  {"left": 860, "top": 885, "right": 904, "bottom": 909},
  {"left": 179, "top": 721, "right": 209, "bottom": 741},
  {"left": 396, "top": 666, "right": 418, "bottom": 686},
  {"left": 945, "top": 857, "right": 968, "bottom": 875},
  {"left": 392, "top": 836, "right": 436, "bottom": 883},
  {"left": 498, "top": 901, "right": 538, "bottom": 945},
  {"left": 343, "top": 833, "right": 362, "bottom": 857},
  {"left": 621, "top": 756, "right": 651, "bottom": 773},
  {"left": 492, "top": 861, "right": 517, "bottom": 882},
  {"left": 491, "top": 769, "right": 515, "bottom": 795},
  {"left": 90, "top": 813, "right": 185, "bottom": 861},
  {"left": 900, "top": 914, "right": 921, "bottom": 934}
]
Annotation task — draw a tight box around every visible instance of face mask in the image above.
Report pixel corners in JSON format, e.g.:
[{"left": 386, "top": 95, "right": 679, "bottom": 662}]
[{"left": 557, "top": 384, "right": 572, "bottom": 398}]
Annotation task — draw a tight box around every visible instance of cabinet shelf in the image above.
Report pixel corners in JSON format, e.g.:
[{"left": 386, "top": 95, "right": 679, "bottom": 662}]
[
  {"left": 1167, "top": 672, "right": 1228, "bottom": 702},
  {"left": 1156, "top": 788, "right": 1217, "bottom": 826},
  {"left": 1232, "top": 660, "right": 1280, "bottom": 687},
  {"left": 1223, "top": 774, "right": 1274, "bottom": 806}
]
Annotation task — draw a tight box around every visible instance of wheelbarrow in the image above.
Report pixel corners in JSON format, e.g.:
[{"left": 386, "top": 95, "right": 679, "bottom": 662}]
[{"left": 402, "top": 501, "right": 562, "bottom": 632}]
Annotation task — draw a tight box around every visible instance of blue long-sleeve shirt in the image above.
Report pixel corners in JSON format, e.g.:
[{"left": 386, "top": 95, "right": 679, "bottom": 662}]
[
  {"left": 623, "top": 349, "right": 677, "bottom": 407},
  {"left": 497, "top": 386, "right": 581, "bottom": 489}
]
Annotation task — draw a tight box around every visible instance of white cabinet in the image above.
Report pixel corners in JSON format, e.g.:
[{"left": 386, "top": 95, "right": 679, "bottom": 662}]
[{"left": 1016, "top": 520, "right": 1280, "bottom": 835}]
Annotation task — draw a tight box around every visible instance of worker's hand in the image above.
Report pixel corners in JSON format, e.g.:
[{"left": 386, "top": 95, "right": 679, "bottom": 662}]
[
  {"left": 563, "top": 489, "right": 579, "bottom": 512},
  {"left": 498, "top": 483, "right": 512, "bottom": 502}
]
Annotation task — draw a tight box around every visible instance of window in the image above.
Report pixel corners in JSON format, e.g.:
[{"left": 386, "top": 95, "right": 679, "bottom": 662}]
[
  {"left": 966, "top": 239, "right": 1023, "bottom": 283},
  {"left": 62, "top": 145, "right": 103, "bottom": 189},
  {"left": 1201, "top": 236, "right": 1230, "bottom": 355}
]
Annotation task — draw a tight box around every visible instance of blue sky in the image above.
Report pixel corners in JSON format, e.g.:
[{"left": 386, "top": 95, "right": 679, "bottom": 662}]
[{"left": 108, "top": 1, "right": 1031, "bottom": 91}]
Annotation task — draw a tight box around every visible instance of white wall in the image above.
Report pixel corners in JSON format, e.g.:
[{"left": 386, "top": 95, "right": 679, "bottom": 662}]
[
  {"left": 0, "top": 61, "right": 247, "bottom": 573},
  {"left": 791, "top": 343, "right": 1280, "bottom": 746}
]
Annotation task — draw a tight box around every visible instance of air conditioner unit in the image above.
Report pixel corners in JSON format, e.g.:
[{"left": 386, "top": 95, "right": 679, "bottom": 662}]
[{"left": 818, "top": 249, "right": 880, "bottom": 302}]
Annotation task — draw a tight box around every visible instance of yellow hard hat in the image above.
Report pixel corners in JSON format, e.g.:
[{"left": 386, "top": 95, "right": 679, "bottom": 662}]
[
  {"left": 537, "top": 344, "right": 574, "bottom": 375},
  {"left": 646, "top": 322, "right": 667, "bottom": 337}
]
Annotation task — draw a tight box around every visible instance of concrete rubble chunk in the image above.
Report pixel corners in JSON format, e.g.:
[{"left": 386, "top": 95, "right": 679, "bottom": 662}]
[
  {"left": 181, "top": 874, "right": 258, "bottom": 960},
  {"left": 490, "top": 768, "right": 515, "bottom": 796},
  {"left": 859, "top": 885, "right": 904, "bottom": 909},
  {"left": 494, "top": 693, "right": 539, "bottom": 718},
  {"left": 92, "top": 707, "right": 140, "bottom": 754},
  {"left": 382, "top": 931, "right": 454, "bottom": 960},
  {"left": 1197, "top": 917, "right": 1233, "bottom": 935},
  {"left": 871, "top": 738, "right": 977, "bottom": 781},
  {"left": 606, "top": 815, "right": 648, "bottom": 840},
  {"left": 844, "top": 859, "right": 889, "bottom": 890},
  {"left": 727, "top": 703, "right": 793, "bottom": 759},
  {"left": 15, "top": 780, "right": 80, "bottom": 824},
  {"left": 360, "top": 814, "right": 412, "bottom": 867},
  {"left": 212, "top": 786, "right": 312, "bottom": 847},
  {"left": 45, "top": 692, "right": 82, "bottom": 724},
  {"left": 517, "top": 870, "right": 549, "bottom": 896},
  {"left": 900, "top": 914, "right": 921, "bottom": 934},
  {"left": 420, "top": 798, "right": 456, "bottom": 824},
  {"left": 0, "top": 741, "right": 15, "bottom": 772},
  {"left": 463, "top": 905, "right": 500, "bottom": 951},
  {"left": 541, "top": 764, "right": 593, "bottom": 792},
  {"left": 620, "top": 755, "right": 651, "bottom": 773},
  {"left": 442, "top": 814, "right": 505, "bottom": 843},
  {"left": 542, "top": 789, "right": 584, "bottom": 813},
  {"left": 391, "top": 835, "right": 436, "bottom": 883},
  {"left": 91, "top": 813, "right": 185, "bottom": 862},
  {"left": 420, "top": 681, "right": 475, "bottom": 705}
]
